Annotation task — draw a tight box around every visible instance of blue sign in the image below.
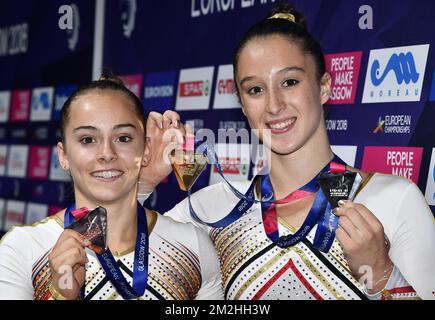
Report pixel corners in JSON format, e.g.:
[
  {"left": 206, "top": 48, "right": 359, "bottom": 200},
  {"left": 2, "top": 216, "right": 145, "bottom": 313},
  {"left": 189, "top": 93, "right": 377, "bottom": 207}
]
[
  {"left": 143, "top": 71, "right": 177, "bottom": 111},
  {"left": 371, "top": 52, "right": 419, "bottom": 86},
  {"left": 53, "top": 85, "right": 78, "bottom": 121}
]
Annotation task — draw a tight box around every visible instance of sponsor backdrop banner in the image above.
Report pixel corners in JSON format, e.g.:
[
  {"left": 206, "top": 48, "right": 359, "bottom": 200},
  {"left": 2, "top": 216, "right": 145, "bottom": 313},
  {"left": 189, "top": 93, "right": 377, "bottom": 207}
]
[
  {"left": 1, "top": 0, "right": 434, "bottom": 236},
  {"left": 103, "top": 0, "right": 435, "bottom": 214},
  {"left": 0, "top": 0, "right": 94, "bottom": 234}
]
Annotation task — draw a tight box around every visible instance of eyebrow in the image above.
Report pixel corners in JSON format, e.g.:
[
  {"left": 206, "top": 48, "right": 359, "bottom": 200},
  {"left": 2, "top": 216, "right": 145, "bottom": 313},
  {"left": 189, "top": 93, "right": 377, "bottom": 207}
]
[
  {"left": 277, "top": 66, "right": 305, "bottom": 74},
  {"left": 72, "top": 123, "right": 137, "bottom": 133},
  {"left": 239, "top": 66, "right": 305, "bottom": 87},
  {"left": 113, "top": 123, "right": 137, "bottom": 130}
]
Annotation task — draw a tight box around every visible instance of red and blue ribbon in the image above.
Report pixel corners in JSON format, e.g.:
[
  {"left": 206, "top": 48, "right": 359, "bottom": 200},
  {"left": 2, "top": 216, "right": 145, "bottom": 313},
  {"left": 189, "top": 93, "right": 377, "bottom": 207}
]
[{"left": 64, "top": 201, "right": 148, "bottom": 299}]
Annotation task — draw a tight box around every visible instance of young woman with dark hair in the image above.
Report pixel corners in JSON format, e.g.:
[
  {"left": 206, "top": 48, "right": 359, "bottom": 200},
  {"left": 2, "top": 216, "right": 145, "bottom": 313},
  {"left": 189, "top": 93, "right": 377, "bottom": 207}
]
[
  {"left": 149, "top": 4, "right": 435, "bottom": 300},
  {"left": 0, "top": 72, "right": 223, "bottom": 300}
]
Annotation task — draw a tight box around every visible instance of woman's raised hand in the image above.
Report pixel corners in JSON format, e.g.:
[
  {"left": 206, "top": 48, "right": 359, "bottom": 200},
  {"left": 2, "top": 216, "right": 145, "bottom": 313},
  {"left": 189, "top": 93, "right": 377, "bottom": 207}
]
[{"left": 139, "top": 110, "right": 186, "bottom": 192}]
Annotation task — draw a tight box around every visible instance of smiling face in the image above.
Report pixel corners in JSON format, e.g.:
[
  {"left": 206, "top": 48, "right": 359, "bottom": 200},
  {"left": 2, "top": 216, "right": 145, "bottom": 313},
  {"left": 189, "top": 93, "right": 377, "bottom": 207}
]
[
  {"left": 57, "top": 89, "right": 146, "bottom": 206},
  {"left": 236, "top": 35, "right": 330, "bottom": 156}
]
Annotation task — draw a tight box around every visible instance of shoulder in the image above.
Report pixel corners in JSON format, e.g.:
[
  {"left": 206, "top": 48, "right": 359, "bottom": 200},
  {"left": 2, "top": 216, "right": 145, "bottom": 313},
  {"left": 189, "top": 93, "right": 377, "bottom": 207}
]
[
  {"left": 0, "top": 215, "right": 63, "bottom": 256},
  {"left": 347, "top": 166, "right": 413, "bottom": 192},
  {"left": 191, "top": 180, "right": 253, "bottom": 199},
  {"left": 357, "top": 172, "right": 417, "bottom": 198},
  {"left": 0, "top": 215, "right": 63, "bottom": 299},
  {"left": 149, "top": 213, "right": 223, "bottom": 299},
  {"left": 184, "top": 180, "right": 254, "bottom": 221},
  {"left": 156, "top": 212, "right": 208, "bottom": 238},
  {"left": 355, "top": 172, "right": 431, "bottom": 233},
  {"left": 157, "top": 213, "right": 218, "bottom": 254}
]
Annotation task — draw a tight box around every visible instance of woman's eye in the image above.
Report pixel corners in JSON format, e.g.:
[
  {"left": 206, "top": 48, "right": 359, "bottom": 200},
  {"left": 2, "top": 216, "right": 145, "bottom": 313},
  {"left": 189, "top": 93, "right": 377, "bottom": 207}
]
[
  {"left": 117, "top": 136, "right": 132, "bottom": 143},
  {"left": 282, "top": 79, "right": 299, "bottom": 87},
  {"left": 247, "top": 86, "right": 263, "bottom": 95},
  {"left": 80, "top": 137, "right": 95, "bottom": 144}
]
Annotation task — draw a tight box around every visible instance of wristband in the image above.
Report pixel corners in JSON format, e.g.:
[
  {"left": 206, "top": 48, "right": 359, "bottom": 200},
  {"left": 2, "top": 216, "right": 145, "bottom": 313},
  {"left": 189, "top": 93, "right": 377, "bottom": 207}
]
[
  {"left": 49, "top": 283, "right": 69, "bottom": 300},
  {"left": 49, "top": 283, "right": 80, "bottom": 300}
]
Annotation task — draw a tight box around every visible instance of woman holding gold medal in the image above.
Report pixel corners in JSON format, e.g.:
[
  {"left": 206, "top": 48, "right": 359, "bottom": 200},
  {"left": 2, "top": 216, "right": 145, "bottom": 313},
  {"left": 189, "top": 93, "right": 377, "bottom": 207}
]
[
  {"left": 0, "top": 72, "right": 223, "bottom": 300},
  {"left": 143, "top": 4, "right": 435, "bottom": 300}
]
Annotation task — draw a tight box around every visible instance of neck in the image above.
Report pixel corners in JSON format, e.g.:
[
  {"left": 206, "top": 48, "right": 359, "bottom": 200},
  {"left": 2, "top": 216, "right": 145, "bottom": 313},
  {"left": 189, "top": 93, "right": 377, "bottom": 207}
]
[
  {"left": 268, "top": 124, "right": 333, "bottom": 198},
  {"left": 74, "top": 191, "right": 138, "bottom": 251}
]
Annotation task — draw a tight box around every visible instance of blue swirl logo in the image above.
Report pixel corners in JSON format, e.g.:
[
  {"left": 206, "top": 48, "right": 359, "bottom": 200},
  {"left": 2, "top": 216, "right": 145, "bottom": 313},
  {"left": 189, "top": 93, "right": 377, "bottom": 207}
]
[
  {"left": 371, "top": 52, "right": 419, "bottom": 86},
  {"left": 32, "top": 92, "right": 50, "bottom": 111}
]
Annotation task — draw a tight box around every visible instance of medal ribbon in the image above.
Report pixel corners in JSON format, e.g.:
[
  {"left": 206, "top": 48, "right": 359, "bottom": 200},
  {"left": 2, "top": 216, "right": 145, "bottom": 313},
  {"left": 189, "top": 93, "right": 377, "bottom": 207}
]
[
  {"left": 188, "top": 142, "right": 259, "bottom": 228},
  {"left": 64, "top": 201, "right": 148, "bottom": 299},
  {"left": 259, "top": 157, "right": 345, "bottom": 251},
  {"left": 190, "top": 142, "right": 346, "bottom": 251}
]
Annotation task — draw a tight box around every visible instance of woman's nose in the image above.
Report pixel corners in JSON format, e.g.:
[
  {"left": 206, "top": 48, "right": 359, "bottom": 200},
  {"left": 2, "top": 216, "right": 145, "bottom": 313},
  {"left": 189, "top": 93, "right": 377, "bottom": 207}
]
[
  {"left": 98, "top": 140, "right": 117, "bottom": 162},
  {"left": 265, "top": 88, "right": 285, "bottom": 115}
]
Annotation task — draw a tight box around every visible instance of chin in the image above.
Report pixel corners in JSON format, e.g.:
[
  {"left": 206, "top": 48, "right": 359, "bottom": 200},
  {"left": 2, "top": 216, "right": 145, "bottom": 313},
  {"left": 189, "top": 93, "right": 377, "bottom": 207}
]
[
  {"left": 270, "top": 146, "right": 296, "bottom": 156},
  {"left": 267, "top": 139, "right": 294, "bottom": 155},
  {"left": 89, "top": 189, "right": 126, "bottom": 205}
]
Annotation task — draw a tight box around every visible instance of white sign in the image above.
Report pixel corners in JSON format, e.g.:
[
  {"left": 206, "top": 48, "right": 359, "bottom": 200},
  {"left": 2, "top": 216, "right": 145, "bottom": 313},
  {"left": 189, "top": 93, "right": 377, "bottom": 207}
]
[
  {"left": 25, "top": 203, "right": 48, "bottom": 225},
  {"left": 4, "top": 200, "right": 25, "bottom": 231},
  {"left": 362, "top": 44, "right": 429, "bottom": 103},
  {"left": 213, "top": 64, "right": 241, "bottom": 109},
  {"left": 209, "top": 143, "right": 250, "bottom": 185},
  {"left": 30, "top": 87, "right": 54, "bottom": 121},
  {"left": 7, "top": 145, "right": 29, "bottom": 178},
  {"left": 175, "top": 66, "right": 214, "bottom": 110},
  {"left": 0, "top": 199, "right": 5, "bottom": 231},
  {"left": 0, "top": 145, "right": 7, "bottom": 176},
  {"left": 425, "top": 148, "right": 435, "bottom": 206},
  {"left": 0, "top": 91, "right": 11, "bottom": 122},
  {"left": 49, "top": 146, "right": 71, "bottom": 181},
  {"left": 331, "top": 145, "right": 358, "bottom": 167}
]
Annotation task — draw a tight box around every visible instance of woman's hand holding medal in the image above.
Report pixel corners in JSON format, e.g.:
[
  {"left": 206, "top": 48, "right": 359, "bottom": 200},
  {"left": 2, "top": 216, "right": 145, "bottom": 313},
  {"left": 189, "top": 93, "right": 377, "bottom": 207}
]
[
  {"left": 48, "top": 229, "right": 92, "bottom": 300},
  {"left": 334, "top": 200, "right": 393, "bottom": 293},
  {"left": 138, "top": 110, "right": 186, "bottom": 193}
]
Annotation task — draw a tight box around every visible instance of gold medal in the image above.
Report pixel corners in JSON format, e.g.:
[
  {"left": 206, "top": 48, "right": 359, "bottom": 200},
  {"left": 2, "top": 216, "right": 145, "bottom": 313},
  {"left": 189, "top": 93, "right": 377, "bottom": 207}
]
[{"left": 172, "top": 152, "right": 207, "bottom": 191}]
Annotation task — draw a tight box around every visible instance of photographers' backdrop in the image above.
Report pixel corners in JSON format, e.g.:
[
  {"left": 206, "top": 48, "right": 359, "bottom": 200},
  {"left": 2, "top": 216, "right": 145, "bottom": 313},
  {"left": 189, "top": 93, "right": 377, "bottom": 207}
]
[{"left": 1, "top": 0, "right": 434, "bottom": 237}]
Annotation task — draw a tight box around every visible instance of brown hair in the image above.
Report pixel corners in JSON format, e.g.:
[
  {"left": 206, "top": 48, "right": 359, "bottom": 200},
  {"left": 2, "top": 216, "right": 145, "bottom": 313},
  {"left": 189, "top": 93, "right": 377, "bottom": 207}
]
[
  {"left": 233, "top": 3, "right": 326, "bottom": 95},
  {"left": 59, "top": 68, "right": 146, "bottom": 145}
]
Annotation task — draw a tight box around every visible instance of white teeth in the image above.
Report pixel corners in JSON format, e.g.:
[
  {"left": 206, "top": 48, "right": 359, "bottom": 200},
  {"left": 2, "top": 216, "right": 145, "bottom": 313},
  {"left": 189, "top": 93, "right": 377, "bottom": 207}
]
[
  {"left": 269, "top": 119, "right": 294, "bottom": 130},
  {"left": 92, "top": 170, "right": 123, "bottom": 178}
]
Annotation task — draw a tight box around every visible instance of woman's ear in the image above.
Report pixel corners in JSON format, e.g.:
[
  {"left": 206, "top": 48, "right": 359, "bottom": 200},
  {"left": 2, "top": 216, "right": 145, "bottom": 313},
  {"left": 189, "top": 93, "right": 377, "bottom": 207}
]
[
  {"left": 320, "top": 72, "right": 331, "bottom": 105},
  {"left": 56, "top": 142, "right": 69, "bottom": 171},
  {"left": 240, "top": 96, "right": 246, "bottom": 116},
  {"left": 142, "top": 137, "right": 151, "bottom": 167}
]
